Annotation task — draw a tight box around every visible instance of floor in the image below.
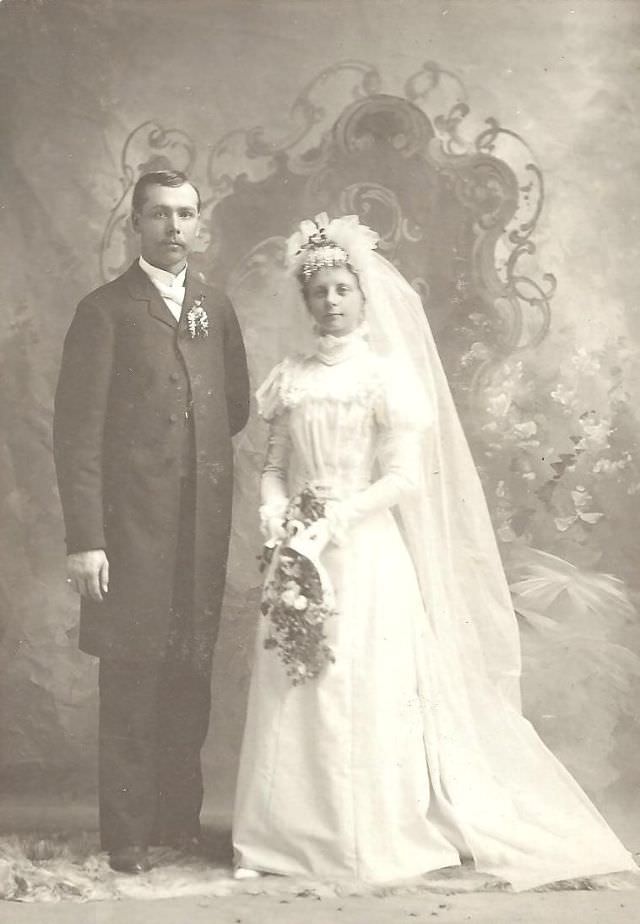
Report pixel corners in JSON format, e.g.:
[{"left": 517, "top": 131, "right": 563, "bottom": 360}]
[
  {"left": 2, "top": 889, "right": 640, "bottom": 924},
  {"left": 1, "top": 796, "right": 639, "bottom": 923}
]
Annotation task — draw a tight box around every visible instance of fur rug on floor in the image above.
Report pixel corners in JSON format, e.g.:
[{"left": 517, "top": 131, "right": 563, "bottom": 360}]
[{"left": 0, "top": 832, "right": 638, "bottom": 903}]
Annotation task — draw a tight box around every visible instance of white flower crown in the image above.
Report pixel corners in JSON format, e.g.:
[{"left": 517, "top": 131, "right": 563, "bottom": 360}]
[{"left": 286, "top": 213, "right": 379, "bottom": 279}]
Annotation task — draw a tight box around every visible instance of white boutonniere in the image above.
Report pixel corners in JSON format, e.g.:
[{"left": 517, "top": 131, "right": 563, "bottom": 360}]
[{"left": 186, "top": 295, "right": 209, "bottom": 339}]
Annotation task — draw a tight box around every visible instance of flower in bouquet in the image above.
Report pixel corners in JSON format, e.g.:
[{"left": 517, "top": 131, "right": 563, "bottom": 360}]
[{"left": 260, "top": 485, "right": 337, "bottom": 685}]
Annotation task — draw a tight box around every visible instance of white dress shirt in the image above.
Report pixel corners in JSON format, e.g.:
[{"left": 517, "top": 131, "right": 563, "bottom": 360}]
[{"left": 138, "top": 256, "right": 187, "bottom": 323}]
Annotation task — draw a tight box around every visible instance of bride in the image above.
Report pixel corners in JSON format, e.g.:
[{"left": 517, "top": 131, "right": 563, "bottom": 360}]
[{"left": 232, "top": 213, "right": 637, "bottom": 889}]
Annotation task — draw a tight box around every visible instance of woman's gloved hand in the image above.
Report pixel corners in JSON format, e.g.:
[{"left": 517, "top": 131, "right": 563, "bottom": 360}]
[
  {"left": 260, "top": 500, "right": 289, "bottom": 547},
  {"left": 323, "top": 500, "right": 354, "bottom": 546}
]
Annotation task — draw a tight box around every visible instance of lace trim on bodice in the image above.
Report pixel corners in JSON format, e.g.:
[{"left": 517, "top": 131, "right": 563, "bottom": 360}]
[{"left": 256, "top": 343, "right": 388, "bottom": 421}]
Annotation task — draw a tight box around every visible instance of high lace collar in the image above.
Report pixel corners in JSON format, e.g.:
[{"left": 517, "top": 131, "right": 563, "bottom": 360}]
[{"left": 313, "top": 322, "right": 370, "bottom": 365}]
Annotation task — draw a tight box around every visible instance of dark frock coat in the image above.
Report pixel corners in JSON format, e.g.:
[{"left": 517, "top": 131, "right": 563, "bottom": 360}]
[{"left": 53, "top": 262, "right": 250, "bottom": 663}]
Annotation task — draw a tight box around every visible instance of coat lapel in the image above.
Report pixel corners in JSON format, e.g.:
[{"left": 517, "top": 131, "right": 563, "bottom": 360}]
[
  {"left": 124, "top": 262, "right": 178, "bottom": 330},
  {"left": 180, "top": 270, "right": 202, "bottom": 333}
]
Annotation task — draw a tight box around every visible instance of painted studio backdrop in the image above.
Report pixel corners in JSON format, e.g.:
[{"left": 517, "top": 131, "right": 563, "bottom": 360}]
[{"left": 1, "top": 0, "right": 640, "bottom": 830}]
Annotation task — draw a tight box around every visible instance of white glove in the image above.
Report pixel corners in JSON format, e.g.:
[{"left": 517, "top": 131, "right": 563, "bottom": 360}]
[{"left": 260, "top": 499, "right": 289, "bottom": 546}]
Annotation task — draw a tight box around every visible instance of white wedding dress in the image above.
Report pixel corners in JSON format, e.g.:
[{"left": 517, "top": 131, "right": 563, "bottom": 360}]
[{"left": 232, "top": 327, "right": 636, "bottom": 889}]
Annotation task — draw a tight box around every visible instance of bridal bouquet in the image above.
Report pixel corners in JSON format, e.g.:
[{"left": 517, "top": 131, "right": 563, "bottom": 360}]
[{"left": 260, "top": 486, "right": 337, "bottom": 685}]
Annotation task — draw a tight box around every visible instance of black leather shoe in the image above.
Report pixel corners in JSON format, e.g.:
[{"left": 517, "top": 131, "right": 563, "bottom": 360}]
[{"left": 109, "top": 846, "right": 151, "bottom": 874}]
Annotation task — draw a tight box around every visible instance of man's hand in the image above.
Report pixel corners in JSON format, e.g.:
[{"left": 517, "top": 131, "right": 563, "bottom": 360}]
[{"left": 66, "top": 550, "right": 109, "bottom": 602}]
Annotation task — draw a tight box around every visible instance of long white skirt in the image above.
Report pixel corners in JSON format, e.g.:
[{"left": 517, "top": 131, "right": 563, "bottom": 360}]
[{"left": 232, "top": 509, "right": 636, "bottom": 888}]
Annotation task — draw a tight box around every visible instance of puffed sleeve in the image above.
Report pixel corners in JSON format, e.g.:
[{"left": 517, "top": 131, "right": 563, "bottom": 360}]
[
  {"left": 325, "top": 358, "right": 433, "bottom": 540},
  {"left": 375, "top": 355, "right": 434, "bottom": 435},
  {"left": 255, "top": 357, "right": 292, "bottom": 423}
]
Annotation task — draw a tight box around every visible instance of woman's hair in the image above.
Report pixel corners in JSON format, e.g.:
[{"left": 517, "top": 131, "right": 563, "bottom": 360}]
[
  {"left": 131, "top": 170, "right": 201, "bottom": 214},
  {"left": 298, "top": 261, "right": 363, "bottom": 306}
]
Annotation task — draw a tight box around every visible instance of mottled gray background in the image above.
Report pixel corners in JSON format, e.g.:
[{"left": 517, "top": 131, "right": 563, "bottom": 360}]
[{"left": 1, "top": 0, "right": 639, "bottom": 847}]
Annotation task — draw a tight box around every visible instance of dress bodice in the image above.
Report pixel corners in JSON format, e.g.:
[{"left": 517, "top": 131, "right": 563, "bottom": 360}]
[
  {"left": 256, "top": 328, "right": 424, "bottom": 501},
  {"left": 287, "top": 388, "right": 377, "bottom": 497}
]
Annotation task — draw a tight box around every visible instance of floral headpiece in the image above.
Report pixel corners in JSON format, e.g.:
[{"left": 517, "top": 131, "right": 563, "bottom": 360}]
[{"left": 286, "top": 213, "right": 379, "bottom": 280}]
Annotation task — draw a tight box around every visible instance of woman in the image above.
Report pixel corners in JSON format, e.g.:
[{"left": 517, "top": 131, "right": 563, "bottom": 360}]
[{"left": 232, "top": 214, "right": 636, "bottom": 889}]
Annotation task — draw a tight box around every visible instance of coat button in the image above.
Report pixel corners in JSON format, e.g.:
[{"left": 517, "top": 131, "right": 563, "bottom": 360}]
[
  {"left": 169, "top": 372, "right": 180, "bottom": 383},
  {"left": 168, "top": 413, "right": 179, "bottom": 423}
]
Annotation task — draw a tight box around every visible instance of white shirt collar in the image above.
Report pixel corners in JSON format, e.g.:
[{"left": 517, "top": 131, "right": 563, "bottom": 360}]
[{"left": 138, "top": 255, "right": 187, "bottom": 290}]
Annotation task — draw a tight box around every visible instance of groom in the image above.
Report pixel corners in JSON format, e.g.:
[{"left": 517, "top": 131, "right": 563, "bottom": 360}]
[{"left": 53, "top": 170, "right": 250, "bottom": 873}]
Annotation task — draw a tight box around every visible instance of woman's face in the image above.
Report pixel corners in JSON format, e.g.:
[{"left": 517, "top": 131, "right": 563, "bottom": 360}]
[{"left": 304, "top": 265, "right": 364, "bottom": 338}]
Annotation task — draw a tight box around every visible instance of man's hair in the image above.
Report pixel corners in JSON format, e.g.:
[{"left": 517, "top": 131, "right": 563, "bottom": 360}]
[{"left": 131, "top": 170, "right": 201, "bottom": 214}]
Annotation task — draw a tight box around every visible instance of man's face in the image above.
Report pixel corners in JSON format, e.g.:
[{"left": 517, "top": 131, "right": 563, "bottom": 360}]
[{"left": 132, "top": 183, "right": 200, "bottom": 273}]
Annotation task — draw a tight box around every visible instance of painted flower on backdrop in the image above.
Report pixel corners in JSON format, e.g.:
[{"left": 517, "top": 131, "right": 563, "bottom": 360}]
[
  {"left": 460, "top": 340, "right": 491, "bottom": 368},
  {"left": 554, "top": 486, "right": 604, "bottom": 532},
  {"left": 593, "top": 454, "right": 632, "bottom": 475},
  {"left": 571, "top": 347, "right": 602, "bottom": 376},
  {"left": 451, "top": 319, "right": 640, "bottom": 562},
  {"left": 486, "top": 392, "right": 512, "bottom": 419},
  {"left": 576, "top": 412, "right": 611, "bottom": 452},
  {"left": 550, "top": 382, "right": 578, "bottom": 412}
]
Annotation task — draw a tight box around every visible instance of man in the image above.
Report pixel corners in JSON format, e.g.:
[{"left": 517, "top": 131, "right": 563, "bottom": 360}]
[{"left": 53, "top": 171, "right": 250, "bottom": 873}]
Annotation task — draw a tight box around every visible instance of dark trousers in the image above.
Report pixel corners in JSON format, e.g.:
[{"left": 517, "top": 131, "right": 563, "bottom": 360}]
[
  {"left": 98, "top": 462, "right": 212, "bottom": 852},
  {"left": 98, "top": 655, "right": 211, "bottom": 851}
]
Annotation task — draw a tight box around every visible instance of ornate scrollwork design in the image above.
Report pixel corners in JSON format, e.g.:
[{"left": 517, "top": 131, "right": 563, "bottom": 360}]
[
  {"left": 333, "top": 93, "right": 434, "bottom": 159},
  {"left": 102, "top": 61, "right": 556, "bottom": 399},
  {"left": 433, "top": 152, "right": 519, "bottom": 233},
  {"left": 404, "top": 60, "right": 468, "bottom": 113},
  {"left": 100, "top": 121, "right": 196, "bottom": 281},
  {"left": 339, "top": 183, "right": 408, "bottom": 254},
  {"left": 405, "top": 61, "right": 470, "bottom": 155},
  {"left": 203, "top": 61, "right": 382, "bottom": 210},
  {"left": 473, "top": 118, "right": 557, "bottom": 352},
  {"left": 227, "top": 236, "right": 287, "bottom": 294}
]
